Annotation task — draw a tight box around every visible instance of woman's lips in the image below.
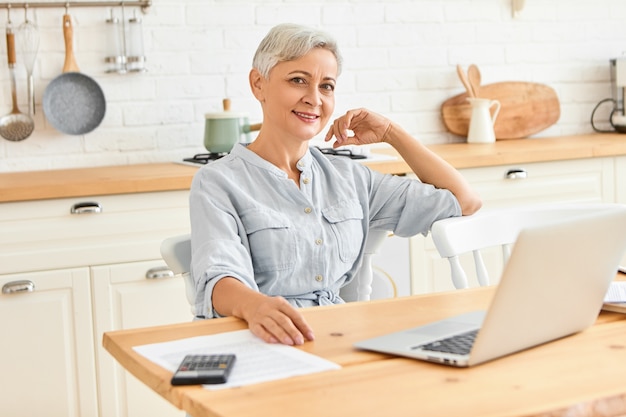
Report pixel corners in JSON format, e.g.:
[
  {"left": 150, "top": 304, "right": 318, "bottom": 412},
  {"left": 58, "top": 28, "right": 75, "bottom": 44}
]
[{"left": 293, "top": 111, "right": 319, "bottom": 122}]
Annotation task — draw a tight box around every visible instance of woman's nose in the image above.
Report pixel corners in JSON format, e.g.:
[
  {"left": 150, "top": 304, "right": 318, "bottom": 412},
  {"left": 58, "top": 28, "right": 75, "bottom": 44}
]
[{"left": 302, "top": 86, "right": 322, "bottom": 107}]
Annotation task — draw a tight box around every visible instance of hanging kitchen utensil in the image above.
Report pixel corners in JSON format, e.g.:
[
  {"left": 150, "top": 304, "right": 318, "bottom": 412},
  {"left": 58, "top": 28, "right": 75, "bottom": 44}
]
[
  {"left": 468, "top": 64, "right": 481, "bottom": 98},
  {"left": 456, "top": 64, "right": 475, "bottom": 98},
  {"left": 43, "top": 13, "right": 106, "bottom": 135},
  {"left": 126, "top": 9, "right": 147, "bottom": 72},
  {"left": 0, "top": 19, "right": 34, "bottom": 141},
  {"left": 17, "top": 5, "right": 39, "bottom": 116}
]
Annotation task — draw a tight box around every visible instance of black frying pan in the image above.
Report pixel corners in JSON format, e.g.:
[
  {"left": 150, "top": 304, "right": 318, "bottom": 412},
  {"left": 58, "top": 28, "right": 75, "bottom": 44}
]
[{"left": 43, "top": 14, "right": 105, "bottom": 135}]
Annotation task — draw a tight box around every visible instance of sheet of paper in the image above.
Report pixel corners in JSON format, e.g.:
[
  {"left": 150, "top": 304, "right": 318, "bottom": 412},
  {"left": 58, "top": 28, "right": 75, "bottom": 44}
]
[
  {"left": 133, "top": 329, "right": 340, "bottom": 390},
  {"left": 604, "top": 281, "right": 626, "bottom": 303}
]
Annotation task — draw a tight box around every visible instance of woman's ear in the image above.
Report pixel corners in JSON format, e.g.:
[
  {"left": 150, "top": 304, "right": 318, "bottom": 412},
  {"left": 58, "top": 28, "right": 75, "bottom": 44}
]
[{"left": 249, "top": 69, "right": 265, "bottom": 102}]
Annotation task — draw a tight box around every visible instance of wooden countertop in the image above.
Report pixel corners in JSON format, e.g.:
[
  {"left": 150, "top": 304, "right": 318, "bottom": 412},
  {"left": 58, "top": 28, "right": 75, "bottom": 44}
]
[
  {"left": 425, "top": 132, "right": 626, "bottom": 169},
  {"left": 0, "top": 163, "right": 201, "bottom": 203},
  {"left": 2, "top": 133, "right": 626, "bottom": 203}
]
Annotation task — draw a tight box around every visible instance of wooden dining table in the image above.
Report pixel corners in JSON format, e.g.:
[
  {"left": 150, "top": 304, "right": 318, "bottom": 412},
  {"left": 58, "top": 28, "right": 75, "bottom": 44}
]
[{"left": 103, "top": 282, "right": 626, "bottom": 417}]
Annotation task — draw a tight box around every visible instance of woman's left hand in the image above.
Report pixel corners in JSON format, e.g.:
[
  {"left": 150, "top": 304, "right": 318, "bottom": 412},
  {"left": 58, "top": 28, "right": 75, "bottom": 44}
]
[{"left": 324, "top": 108, "right": 392, "bottom": 148}]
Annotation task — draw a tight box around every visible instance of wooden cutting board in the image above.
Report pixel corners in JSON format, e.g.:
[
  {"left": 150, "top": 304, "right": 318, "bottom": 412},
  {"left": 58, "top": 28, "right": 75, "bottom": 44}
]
[{"left": 441, "top": 82, "right": 560, "bottom": 140}]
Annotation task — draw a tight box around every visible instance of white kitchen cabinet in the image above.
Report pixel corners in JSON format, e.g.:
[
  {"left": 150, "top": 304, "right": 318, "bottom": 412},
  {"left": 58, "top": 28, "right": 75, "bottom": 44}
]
[
  {"left": 459, "top": 157, "right": 614, "bottom": 209},
  {"left": 0, "top": 191, "right": 191, "bottom": 275},
  {"left": 615, "top": 156, "right": 626, "bottom": 266},
  {"left": 92, "top": 260, "right": 191, "bottom": 417},
  {"left": 0, "top": 268, "right": 99, "bottom": 417},
  {"left": 616, "top": 156, "right": 626, "bottom": 204},
  {"left": 410, "top": 157, "right": 616, "bottom": 294},
  {"left": 0, "top": 190, "right": 191, "bottom": 417}
]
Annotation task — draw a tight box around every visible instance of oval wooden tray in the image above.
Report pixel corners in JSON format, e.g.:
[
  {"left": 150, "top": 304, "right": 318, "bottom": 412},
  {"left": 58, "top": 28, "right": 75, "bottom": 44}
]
[{"left": 441, "top": 82, "right": 560, "bottom": 140}]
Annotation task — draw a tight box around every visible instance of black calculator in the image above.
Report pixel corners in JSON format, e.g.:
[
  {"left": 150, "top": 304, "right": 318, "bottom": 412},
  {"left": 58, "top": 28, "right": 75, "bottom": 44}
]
[{"left": 171, "top": 354, "right": 236, "bottom": 385}]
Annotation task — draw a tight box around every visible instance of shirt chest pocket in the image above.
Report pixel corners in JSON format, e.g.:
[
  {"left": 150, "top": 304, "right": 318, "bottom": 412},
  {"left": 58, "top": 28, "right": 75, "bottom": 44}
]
[
  {"left": 322, "top": 200, "right": 364, "bottom": 263},
  {"left": 241, "top": 209, "right": 296, "bottom": 273}
]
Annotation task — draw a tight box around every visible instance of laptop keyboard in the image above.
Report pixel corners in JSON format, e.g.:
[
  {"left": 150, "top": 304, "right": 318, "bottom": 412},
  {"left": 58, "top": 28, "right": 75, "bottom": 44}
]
[{"left": 417, "top": 329, "right": 479, "bottom": 355}]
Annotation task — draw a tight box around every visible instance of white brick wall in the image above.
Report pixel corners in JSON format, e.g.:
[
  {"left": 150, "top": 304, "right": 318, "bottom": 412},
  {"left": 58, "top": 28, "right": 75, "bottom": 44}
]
[{"left": 0, "top": 0, "right": 625, "bottom": 172}]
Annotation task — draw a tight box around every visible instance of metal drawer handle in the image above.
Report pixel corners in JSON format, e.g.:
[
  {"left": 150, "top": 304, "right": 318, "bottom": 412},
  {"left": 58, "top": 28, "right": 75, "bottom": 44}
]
[
  {"left": 2, "top": 280, "right": 35, "bottom": 294},
  {"left": 505, "top": 168, "right": 528, "bottom": 180},
  {"left": 146, "top": 266, "right": 175, "bottom": 280},
  {"left": 70, "top": 201, "right": 102, "bottom": 214}
]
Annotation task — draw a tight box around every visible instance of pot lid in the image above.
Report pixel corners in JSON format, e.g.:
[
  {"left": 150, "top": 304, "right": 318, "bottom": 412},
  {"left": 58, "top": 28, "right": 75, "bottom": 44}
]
[
  {"left": 204, "top": 111, "right": 248, "bottom": 119},
  {"left": 205, "top": 98, "right": 248, "bottom": 119}
]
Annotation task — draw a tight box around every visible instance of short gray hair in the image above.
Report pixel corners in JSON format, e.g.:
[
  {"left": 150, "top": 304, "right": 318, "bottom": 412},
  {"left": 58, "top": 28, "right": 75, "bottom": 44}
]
[{"left": 252, "top": 23, "right": 343, "bottom": 78}]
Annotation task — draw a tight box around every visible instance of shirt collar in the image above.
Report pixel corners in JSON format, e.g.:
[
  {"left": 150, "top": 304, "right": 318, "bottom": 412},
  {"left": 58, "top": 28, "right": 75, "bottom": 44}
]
[{"left": 230, "top": 143, "right": 313, "bottom": 177}]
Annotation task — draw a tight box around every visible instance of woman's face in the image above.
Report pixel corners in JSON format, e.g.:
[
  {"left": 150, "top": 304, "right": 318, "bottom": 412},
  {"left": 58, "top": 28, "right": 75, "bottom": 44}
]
[{"left": 253, "top": 48, "right": 338, "bottom": 143}]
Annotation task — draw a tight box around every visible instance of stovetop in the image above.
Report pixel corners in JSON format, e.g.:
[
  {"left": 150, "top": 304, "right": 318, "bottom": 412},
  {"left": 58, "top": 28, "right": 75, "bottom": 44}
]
[
  {"left": 180, "top": 146, "right": 392, "bottom": 167},
  {"left": 183, "top": 152, "right": 228, "bottom": 165}
]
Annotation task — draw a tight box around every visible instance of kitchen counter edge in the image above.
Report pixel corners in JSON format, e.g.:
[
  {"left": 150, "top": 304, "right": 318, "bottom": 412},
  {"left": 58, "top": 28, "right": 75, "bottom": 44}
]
[{"left": 2, "top": 133, "right": 626, "bottom": 203}]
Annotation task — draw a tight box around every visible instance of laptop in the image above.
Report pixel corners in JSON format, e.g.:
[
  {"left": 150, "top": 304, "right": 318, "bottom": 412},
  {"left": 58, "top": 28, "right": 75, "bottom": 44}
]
[{"left": 355, "top": 205, "right": 626, "bottom": 367}]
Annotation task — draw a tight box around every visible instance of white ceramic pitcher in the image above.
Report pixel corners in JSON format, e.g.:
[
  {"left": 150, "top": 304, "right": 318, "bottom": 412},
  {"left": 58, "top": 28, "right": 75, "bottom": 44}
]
[{"left": 467, "top": 98, "right": 501, "bottom": 143}]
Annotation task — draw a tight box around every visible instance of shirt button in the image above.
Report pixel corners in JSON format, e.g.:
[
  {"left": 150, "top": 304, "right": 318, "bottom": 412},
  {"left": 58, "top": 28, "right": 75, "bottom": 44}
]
[
  {"left": 315, "top": 239, "right": 323, "bottom": 245},
  {"left": 303, "top": 178, "right": 310, "bottom": 184},
  {"left": 315, "top": 275, "right": 323, "bottom": 282},
  {"left": 297, "top": 161, "right": 305, "bottom": 168},
  {"left": 304, "top": 207, "right": 312, "bottom": 214}
]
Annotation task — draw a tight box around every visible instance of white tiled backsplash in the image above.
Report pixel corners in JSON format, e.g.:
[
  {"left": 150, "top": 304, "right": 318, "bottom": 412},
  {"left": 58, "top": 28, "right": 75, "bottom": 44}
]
[{"left": 0, "top": 0, "right": 624, "bottom": 172}]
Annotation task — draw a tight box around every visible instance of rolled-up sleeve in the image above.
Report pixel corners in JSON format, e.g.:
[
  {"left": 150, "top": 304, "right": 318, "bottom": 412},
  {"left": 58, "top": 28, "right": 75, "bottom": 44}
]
[
  {"left": 367, "top": 170, "right": 462, "bottom": 237},
  {"left": 189, "top": 172, "right": 258, "bottom": 318}
]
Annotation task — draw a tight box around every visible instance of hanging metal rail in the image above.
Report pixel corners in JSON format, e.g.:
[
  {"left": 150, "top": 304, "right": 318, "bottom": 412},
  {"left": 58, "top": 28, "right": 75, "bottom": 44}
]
[{"left": 0, "top": 1, "right": 151, "bottom": 12}]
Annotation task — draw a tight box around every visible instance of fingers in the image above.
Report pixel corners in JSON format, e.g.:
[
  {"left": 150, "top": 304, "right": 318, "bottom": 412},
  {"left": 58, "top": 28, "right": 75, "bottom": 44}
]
[
  {"left": 324, "top": 108, "right": 387, "bottom": 147},
  {"left": 247, "top": 296, "right": 315, "bottom": 346},
  {"left": 325, "top": 108, "right": 365, "bottom": 144},
  {"left": 324, "top": 115, "right": 351, "bottom": 145}
]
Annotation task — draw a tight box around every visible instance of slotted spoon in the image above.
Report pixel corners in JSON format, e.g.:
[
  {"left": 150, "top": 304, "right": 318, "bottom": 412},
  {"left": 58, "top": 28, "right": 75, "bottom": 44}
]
[{"left": 0, "top": 22, "right": 34, "bottom": 141}]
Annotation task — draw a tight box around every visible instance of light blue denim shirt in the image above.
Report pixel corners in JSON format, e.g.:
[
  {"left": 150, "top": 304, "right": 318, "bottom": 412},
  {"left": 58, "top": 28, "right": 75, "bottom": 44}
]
[{"left": 189, "top": 144, "right": 461, "bottom": 318}]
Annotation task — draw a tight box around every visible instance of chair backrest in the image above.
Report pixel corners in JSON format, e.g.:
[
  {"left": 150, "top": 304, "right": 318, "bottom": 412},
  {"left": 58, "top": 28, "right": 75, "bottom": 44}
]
[
  {"left": 160, "top": 234, "right": 195, "bottom": 315},
  {"left": 431, "top": 203, "right": 619, "bottom": 289},
  {"left": 338, "top": 230, "right": 389, "bottom": 302},
  {"left": 160, "top": 230, "right": 389, "bottom": 316}
]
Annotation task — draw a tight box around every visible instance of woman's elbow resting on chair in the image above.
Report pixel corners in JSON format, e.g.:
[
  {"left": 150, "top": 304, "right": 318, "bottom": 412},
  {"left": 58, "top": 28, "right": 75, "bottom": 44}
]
[{"left": 459, "top": 192, "right": 482, "bottom": 216}]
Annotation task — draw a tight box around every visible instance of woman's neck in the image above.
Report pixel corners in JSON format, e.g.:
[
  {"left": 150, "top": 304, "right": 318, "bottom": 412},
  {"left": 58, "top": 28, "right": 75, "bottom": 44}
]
[{"left": 246, "top": 133, "right": 309, "bottom": 186}]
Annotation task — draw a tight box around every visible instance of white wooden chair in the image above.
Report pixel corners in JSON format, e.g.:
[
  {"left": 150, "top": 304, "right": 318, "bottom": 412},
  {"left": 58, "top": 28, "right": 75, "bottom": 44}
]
[
  {"left": 160, "top": 230, "right": 389, "bottom": 317},
  {"left": 430, "top": 203, "right": 622, "bottom": 289}
]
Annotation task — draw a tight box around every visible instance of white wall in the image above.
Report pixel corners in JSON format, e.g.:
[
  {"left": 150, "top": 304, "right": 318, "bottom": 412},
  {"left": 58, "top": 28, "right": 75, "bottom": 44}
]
[{"left": 0, "top": 0, "right": 624, "bottom": 173}]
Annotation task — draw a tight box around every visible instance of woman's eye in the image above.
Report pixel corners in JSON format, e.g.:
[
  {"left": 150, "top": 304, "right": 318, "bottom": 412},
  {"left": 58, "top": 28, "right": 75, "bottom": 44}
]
[
  {"left": 320, "top": 83, "right": 335, "bottom": 92},
  {"left": 290, "top": 77, "right": 306, "bottom": 85}
]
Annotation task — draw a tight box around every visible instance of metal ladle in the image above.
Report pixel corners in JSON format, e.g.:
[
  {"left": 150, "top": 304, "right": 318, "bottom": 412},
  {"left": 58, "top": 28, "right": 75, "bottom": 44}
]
[{"left": 0, "top": 10, "right": 34, "bottom": 142}]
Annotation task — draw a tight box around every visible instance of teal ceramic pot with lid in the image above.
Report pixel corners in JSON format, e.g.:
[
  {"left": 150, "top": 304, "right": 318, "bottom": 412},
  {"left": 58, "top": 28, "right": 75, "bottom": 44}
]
[{"left": 204, "top": 99, "right": 261, "bottom": 154}]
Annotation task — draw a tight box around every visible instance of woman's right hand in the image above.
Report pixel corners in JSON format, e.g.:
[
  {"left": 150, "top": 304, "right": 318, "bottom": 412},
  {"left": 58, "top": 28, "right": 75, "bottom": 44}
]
[
  {"left": 324, "top": 108, "right": 392, "bottom": 148},
  {"left": 213, "top": 277, "right": 315, "bottom": 345},
  {"left": 240, "top": 293, "right": 315, "bottom": 346}
]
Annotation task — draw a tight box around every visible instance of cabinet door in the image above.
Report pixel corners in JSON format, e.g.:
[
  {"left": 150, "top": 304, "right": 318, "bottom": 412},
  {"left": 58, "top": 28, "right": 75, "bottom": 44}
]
[
  {"left": 0, "top": 268, "right": 98, "bottom": 417},
  {"left": 92, "top": 260, "right": 191, "bottom": 417},
  {"left": 616, "top": 156, "right": 626, "bottom": 266},
  {"left": 616, "top": 156, "right": 626, "bottom": 204},
  {"left": 461, "top": 157, "right": 614, "bottom": 209},
  {"left": 0, "top": 190, "right": 190, "bottom": 275}
]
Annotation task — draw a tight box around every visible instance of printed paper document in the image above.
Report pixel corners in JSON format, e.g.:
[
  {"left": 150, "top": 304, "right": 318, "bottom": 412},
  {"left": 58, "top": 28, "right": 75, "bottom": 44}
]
[{"left": 133, "top": 329, "right": 340, "bottom": 390}]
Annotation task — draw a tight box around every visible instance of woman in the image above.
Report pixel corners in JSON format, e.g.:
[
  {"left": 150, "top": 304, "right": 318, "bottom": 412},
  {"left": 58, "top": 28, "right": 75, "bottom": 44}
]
[{"left": 189, "top": 23, "right": 481, "bottom": 347}]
